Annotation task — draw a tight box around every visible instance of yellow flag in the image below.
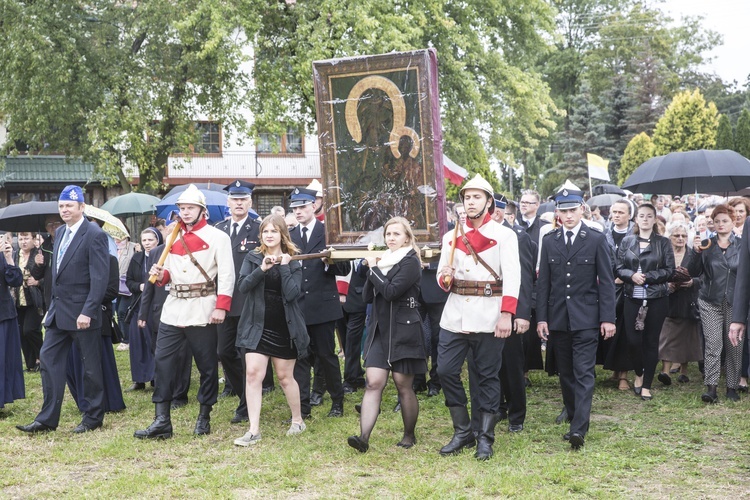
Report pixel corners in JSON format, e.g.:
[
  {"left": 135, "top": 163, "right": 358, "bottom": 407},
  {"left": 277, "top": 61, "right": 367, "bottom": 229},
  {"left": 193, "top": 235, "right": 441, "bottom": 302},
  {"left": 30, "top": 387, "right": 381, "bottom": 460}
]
[{"left": 587, "top": 153, "right": 610, "bottom": 181}]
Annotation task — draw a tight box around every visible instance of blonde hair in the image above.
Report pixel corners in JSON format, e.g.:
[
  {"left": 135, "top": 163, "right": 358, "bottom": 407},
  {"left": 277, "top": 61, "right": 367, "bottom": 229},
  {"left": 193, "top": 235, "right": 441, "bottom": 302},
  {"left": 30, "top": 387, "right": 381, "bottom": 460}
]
[
  {"left": 256, "top": 215, "right": 300, "bottom": 256},
  {"left": 383, "top": 217, "right": 421, "bottom": 264}
]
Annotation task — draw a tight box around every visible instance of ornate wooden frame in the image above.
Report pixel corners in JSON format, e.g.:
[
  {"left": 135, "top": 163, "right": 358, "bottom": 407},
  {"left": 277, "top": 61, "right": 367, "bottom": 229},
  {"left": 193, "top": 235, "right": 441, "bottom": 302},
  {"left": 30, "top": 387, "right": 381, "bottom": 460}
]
[{"left": 313, "top": 49, "right": 446, "bottom": 247}]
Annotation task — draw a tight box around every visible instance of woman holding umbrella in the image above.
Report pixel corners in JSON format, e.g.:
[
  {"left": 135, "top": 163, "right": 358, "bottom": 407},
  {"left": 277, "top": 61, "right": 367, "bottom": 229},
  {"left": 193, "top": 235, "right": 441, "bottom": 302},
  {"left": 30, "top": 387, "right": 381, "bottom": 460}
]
[
  {"left": 616, "top": 203, "right": 675, "bottom": 401},
  {"left": 14, "top": 232, "right": 44, "bottom": 372}
]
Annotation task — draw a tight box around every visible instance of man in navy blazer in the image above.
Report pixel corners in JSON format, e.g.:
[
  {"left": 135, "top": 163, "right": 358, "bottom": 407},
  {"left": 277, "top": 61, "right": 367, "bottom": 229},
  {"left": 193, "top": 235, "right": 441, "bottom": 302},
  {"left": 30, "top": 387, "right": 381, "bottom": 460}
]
[
  {"left": 17, "top": 185, "right": 110, "bottom": 434},
  {"left": 289, "top": 187, "right": 351, "bottom": 418},
  {"left": 536, "top": 188, "right": 616, "bottom": 450}
]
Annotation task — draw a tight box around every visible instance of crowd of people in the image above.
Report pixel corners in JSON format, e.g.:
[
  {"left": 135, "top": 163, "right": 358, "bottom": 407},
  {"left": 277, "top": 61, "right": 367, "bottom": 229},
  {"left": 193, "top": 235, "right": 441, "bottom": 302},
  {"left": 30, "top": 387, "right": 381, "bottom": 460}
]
[{"left": 1, "top": 178, "right": 749, "bottom": 458}]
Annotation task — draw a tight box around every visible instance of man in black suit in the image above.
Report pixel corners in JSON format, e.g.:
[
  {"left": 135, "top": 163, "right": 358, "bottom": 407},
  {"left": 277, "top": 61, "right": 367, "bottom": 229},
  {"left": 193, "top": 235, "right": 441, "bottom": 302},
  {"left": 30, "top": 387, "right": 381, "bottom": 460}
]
[
  {"left": 214, "top": 180, "right": 262, "bottom": 424},
  {"left": 340, "top": 260, "right": 367, "bottom": 393},
  {"left": 289, "top": 187, "right": 351, "bottom": 418},
  {"left": 17, "top": 185, "right": 110, "bottom": 434},
  {"left": 536, "top": 188, "right": 616, "bottom": 450},
  {"left": 518, "top": 189, "right": 549, "bottom": 384},
  {"left": 730, "top": 216, "right": 750, "bottom": 352}
]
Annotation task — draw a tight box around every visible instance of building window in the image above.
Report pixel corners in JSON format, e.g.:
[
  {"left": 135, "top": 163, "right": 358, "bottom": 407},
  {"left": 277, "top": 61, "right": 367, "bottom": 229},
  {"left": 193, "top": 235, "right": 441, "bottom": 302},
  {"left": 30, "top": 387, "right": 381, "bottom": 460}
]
[
  {"left": 193, "top": 122, "right": 221, "bottom": 154},
  {"left": 171, "top": 121, "right": 222, "bottom": 155},
  {"left": 254, "top": 192, "right": 287, "bottom": 217},
  {"left": 257, "top": 127, "right": 304, "bottom": 154}
]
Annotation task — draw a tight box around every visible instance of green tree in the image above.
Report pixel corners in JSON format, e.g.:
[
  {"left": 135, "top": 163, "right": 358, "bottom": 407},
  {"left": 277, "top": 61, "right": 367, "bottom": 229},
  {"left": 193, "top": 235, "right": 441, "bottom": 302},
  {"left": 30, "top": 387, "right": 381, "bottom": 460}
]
[
  {"left": 652, "top": 89, "right": 719, "bottom": 155},
  {"left": 736, "top": 109, "right": 750, "bottom": 159},
  {"left": 0, "top": 1, "right": 249, "bottom": 193},
  {"left": 715, "top": 114, "right": 734, "bottom": 150},
  {"left": 599, "top": 73, "right": 633, "bottom": 180},
  {"left": 548, "top": 81, "right": 605, "bottom": 187},
  {"left": 241, "top": 0, "right": 561, "bottom": 195},
  {"left": 618, "top": 132, "right": 655, "bottom": 185}
]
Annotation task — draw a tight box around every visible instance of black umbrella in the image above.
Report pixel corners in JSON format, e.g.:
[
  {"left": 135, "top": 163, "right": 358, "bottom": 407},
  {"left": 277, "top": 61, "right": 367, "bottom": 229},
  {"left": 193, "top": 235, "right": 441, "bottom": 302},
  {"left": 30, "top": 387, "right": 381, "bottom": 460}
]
[
  {"left": 0, "top": 201, "right": 60, "bottom": 232},
  {"left": 164, "top": 182, "right": 226, "bottom": 197},
  {"left": 592, "top": 184, "right": 626, "bottom": 196},
  {"left": 622, "top": 149, "right": 750, "bottom": 195}
]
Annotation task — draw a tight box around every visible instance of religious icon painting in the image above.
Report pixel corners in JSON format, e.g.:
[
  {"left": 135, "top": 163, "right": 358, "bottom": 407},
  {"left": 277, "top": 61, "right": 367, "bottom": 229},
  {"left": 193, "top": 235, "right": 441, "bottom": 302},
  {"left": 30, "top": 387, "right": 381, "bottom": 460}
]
[{"left": 313, "top": 49, "right": 446, "bottom": 246}]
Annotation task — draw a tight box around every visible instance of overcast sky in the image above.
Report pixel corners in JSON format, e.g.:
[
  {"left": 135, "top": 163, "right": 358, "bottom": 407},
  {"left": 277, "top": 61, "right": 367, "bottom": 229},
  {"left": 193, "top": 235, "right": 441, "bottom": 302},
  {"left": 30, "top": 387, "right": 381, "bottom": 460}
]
[{"left": 656, "top": 0, "right": 750, "bottom": 86}]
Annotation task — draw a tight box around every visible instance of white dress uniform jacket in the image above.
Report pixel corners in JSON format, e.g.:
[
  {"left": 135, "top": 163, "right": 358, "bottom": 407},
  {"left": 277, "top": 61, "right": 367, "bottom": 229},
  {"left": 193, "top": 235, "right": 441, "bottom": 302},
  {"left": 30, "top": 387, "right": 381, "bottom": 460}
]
[
  {"left": 157, "top": 219, "right": 234, "bottom": 327},
  {"left": 437, "top": 215, "right": 521, "bottom": 334}
]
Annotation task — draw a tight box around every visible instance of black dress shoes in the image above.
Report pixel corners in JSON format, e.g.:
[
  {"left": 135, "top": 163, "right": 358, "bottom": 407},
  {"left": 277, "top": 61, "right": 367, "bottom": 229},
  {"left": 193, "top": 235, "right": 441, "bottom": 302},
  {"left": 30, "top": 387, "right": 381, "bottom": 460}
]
[
  {"left": 347, "top": 435, "right": 369, "bottom": 453},
  {"left": 328, "top": 401, "right": 344, "bottom": 418},
  {"left": 508, "top": 424, "right": 524, "bottom": 433},
  {"left": 16, "top": 421, "right": 55, "bottom": 434},
  {"left": 563, "top": 432, "right": 571, "bottom": 441},
  {"left": 657, "top": 372, "right": 672, "bottom": 386},
  {"left": 342, "top": 384, "right": 357, "bottom": 395},
  {"left": 555, "top": 407, "right": 569, "bottom": 424},
  {"left": 726, "top": 388, "right": 740, "bottom": 402},
  {"left": 569, "top": 432, "right": 585, "bottom": 450},
  {"left": 310, "top": 391, "right": 324, "bottom": 407},
  {"left": 427, "top": 386, "right": 441, "bottom": 397},
  {"left": 125, "top": 382, "right": 146, "bottom": 392},
  {"left": 73, "top": 421, "right": 103, "bottom": 434},
  {"left": 230, "top": 411, "right": 249, "bottom": 424}
]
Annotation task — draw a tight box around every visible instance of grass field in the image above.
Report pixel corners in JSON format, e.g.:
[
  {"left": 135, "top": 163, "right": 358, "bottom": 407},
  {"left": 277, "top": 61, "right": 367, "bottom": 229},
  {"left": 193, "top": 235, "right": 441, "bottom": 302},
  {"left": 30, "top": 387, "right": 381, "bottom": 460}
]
[{"left": 2, "top": 351, "right": 750, "bottom": 498}]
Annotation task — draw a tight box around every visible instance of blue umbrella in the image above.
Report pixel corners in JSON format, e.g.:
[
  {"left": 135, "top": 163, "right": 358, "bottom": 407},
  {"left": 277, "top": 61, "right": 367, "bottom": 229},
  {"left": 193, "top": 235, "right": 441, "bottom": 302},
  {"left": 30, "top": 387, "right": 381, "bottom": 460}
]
[{"left": 155, "top": 189, "right": 229, "bottom": 224}]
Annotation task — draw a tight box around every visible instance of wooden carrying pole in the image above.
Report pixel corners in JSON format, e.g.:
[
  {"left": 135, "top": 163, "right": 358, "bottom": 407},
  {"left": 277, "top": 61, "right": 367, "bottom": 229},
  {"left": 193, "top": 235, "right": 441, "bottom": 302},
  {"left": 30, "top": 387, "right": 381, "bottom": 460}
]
[
  {"left": 443, "top": 223, "right": 460, "bottom": 288},
  {"left": 148, "top": 222, "right": 182, "bottom": 284}
]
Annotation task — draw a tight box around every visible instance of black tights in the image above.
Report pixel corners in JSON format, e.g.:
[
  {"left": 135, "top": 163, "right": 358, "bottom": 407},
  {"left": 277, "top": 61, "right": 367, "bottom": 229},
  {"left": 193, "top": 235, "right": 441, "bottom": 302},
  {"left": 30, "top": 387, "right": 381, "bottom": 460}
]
[{"left": 359, "top": 367, "right": 418, "bottom": 445}]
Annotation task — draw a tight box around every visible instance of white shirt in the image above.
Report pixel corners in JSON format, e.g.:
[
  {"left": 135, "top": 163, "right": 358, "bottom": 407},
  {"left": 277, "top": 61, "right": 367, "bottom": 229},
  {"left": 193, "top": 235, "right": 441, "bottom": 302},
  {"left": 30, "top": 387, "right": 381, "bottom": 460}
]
[
  {"left": 563, "top": 222, "right": 583, "bottom": 246},
  {"left": 300, "top": 218, "right": 317, "bottom": 242}
]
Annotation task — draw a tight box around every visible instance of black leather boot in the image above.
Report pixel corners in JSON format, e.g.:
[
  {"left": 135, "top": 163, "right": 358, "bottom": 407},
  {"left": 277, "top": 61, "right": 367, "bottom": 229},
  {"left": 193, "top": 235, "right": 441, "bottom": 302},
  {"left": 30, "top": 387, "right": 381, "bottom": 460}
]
[
  {"left": 701, "top": 385, "right": 718, "bottom": 404},
  {"left": 439, "top": 406, "right": 476, "bottom": 456},
  {"left": 194, "top": 404, "right": 212, "bottom": 435},
  {"left": 134, "top": 402, "right": 172, "bottom": 439},
  {"left": 474, "top": 412, "right": 498, "bottom": 461}
]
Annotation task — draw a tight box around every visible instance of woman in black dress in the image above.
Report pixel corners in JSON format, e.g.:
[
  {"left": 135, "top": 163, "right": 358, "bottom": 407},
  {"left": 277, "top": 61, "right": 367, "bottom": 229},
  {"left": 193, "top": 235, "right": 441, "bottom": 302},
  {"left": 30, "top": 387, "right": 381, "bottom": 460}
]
[
  {"left": 348, "top": 217, "right": 427, "bottom": 453},
  {"left": 234, "top": 215, "right": 309, "bottom": 446}
]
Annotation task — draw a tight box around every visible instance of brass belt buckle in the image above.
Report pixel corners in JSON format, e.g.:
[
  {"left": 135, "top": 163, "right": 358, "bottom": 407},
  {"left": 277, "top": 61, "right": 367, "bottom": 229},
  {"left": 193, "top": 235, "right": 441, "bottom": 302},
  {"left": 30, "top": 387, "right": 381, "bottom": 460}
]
[{"left": 484, "top": 283, "right": 493, "bottom": 296}]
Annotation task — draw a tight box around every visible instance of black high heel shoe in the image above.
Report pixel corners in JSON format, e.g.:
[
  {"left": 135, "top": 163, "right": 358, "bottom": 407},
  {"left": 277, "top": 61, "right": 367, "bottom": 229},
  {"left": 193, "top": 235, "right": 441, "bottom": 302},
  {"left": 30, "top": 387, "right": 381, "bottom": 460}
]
[{"left": 347, "top": 435, "right": 369, "bottom": 453}]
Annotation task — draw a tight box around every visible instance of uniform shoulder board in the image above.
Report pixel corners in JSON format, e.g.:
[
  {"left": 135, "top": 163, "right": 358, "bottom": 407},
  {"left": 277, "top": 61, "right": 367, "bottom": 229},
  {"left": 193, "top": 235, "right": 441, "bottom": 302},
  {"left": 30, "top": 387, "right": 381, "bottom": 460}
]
[{"left": 542, "top": 228, "right": 559, "bottom": 239}]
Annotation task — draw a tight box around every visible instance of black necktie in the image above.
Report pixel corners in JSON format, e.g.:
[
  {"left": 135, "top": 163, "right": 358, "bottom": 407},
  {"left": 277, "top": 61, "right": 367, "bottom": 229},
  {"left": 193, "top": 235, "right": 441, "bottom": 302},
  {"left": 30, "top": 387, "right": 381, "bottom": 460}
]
[
  {"left": 301, "top": 226, "right": 308, "bottom": 251},
  {"left": 566, "top": 230, "right": 574, "bottom": 251},
  {"left": 231, "top": 222, "right": 239, "bottom": 240}
]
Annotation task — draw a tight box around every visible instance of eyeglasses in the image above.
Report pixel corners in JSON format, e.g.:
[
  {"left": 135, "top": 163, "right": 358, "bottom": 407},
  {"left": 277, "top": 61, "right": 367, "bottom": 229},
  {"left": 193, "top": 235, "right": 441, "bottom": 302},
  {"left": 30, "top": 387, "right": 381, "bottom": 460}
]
[
  {"left": 520, "top": 201, "right": 538, "bottom": 205},
  {"left": 671, "top": 235, "right": 687, "bottom": 238}
]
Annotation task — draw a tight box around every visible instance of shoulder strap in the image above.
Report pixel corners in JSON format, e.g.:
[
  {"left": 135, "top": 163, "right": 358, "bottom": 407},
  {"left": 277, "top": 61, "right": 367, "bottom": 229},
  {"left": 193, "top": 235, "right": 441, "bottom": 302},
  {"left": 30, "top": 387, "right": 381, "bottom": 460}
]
[
  {"left": 179, "top": 232, "right": 213, "bottom": 283},
  {"left": 458, "top": 223, "right": 502, "bottom": 283}
]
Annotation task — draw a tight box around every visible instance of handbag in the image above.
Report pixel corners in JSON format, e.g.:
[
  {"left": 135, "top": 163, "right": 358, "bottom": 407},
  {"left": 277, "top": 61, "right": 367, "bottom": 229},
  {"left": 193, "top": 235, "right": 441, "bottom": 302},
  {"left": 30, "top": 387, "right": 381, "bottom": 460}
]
[
  {"left": 635, "top": 300, "right": 648, "bottom": 331},
  {"left": 27, "top": 285, "right": 45, "bottom": 312},
  {"left": 110, "top": 314, "right": 124, "bottom": 345}
]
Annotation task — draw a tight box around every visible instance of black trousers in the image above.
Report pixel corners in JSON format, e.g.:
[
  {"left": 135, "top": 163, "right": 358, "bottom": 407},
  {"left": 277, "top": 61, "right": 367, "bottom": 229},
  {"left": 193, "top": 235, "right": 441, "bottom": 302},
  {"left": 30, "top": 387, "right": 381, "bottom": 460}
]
[
  {"left": 623, "top": 296, "right": 669, "bottom": 389},
  {"left": 36, "top": 321, "right": 104, "bottom": 428},
  {"left": 499, "top": 331, "right": 526, "bottom": 424},
  {"left": 217, "top": 315, "right": 247, "bottom": 412},
  {"left": 437, "top": 329, "right": 504, "bottom": 419},
  {"left": 17, "top": 306, "right": 43, "bottom": 370},
  {"left": 341, "top": 310, "right": 366, "bottom": 387},
  {"left": 551, "top": 328, "right": 598, "bottom": 437},
  {"left": 153, "top": 323, "right": 218, "bottom": 406},
  {"left": 415, "top": 301, "right": 445, "bottom": 390},
  {"left": 293, "top": 321, "right": 344, "bottom": 415},
  {"left": 151, "top": 319, "right": 192, "bottom": 400}
]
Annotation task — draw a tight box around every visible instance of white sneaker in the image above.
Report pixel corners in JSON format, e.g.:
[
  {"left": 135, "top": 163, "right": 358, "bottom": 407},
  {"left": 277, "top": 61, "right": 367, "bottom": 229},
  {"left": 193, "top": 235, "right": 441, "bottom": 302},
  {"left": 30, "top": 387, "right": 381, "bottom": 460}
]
[
  {"left": 234, "top": 431, "right": 261, "bottom": 447},
  {"left": 286, "top": 422, "right": 307, "bottom": 436},
  {"left": 116, "top": 343, "right": 129, "bottom": 351}
]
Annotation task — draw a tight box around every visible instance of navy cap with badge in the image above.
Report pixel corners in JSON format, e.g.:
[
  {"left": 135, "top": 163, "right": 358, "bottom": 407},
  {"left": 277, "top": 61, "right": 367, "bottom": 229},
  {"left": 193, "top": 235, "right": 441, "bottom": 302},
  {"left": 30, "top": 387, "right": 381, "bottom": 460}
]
[
  {"left": 289, "top": 187, "right": 317, "bottom": 208},
  {"left": 224, "top": 180, "right": 255, "bottom": 198},
  {"left": 59, "top": 185, "right": 84, "bottom": 203},
  {"left": 553, "top": 187, "right": 585, "bottom": 210},
  {"left": 493, "top": 193, "right": 508, "bottom": 209}
]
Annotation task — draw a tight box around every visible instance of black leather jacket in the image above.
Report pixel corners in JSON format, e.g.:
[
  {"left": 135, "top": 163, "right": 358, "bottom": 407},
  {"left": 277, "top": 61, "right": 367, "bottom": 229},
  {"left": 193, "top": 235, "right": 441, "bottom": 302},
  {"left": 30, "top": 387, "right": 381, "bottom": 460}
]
[
  {"left": 616, "top": 234, "right": 675, "bottom": 299},
  {"left": 688, "top": 234, "right": 740, "bottom": 305}
]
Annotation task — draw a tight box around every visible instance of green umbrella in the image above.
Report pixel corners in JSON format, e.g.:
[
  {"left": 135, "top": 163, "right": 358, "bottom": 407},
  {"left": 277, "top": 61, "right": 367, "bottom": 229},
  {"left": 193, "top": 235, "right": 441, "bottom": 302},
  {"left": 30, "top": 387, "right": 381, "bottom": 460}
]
[{"left": 100, "top": 192, "right": 161, "bottom": 216}]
